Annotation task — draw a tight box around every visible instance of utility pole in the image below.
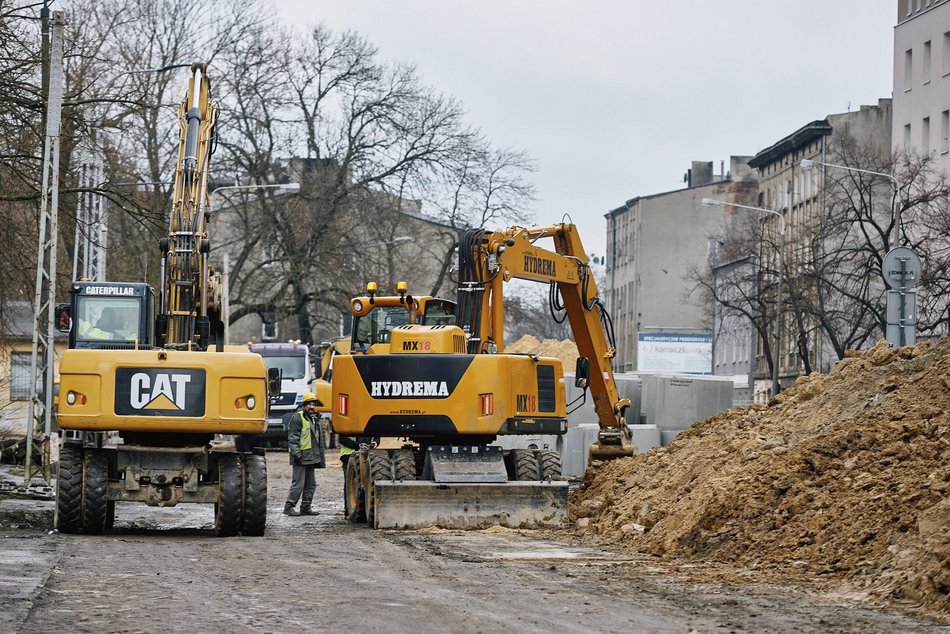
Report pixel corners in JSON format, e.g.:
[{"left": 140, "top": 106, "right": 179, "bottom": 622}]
[{"left": 25, "top": 10, "right": 67, "bottom": 485}]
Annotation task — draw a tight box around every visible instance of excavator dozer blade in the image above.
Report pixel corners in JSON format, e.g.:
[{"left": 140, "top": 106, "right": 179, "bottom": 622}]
[{"left": 372, "top": 481, "right": 569, "bottom": 530}]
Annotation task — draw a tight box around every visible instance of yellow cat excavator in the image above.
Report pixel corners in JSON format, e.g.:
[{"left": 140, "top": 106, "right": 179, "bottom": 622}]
[
  {"left": 331, "top": 224, "right": 632, "bottom": 528},
  {"left": 53, "top": 64, "right": 275, "bottom": 536}
]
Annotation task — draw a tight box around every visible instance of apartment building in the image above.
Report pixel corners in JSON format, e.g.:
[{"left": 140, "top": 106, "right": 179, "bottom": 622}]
[
  {"left": 893, "top": 0, "right": 950, "bottom": 169},
  {"left": 604, "top": 158, "right": 758, "bottom": 373},
  {"left": 747, "top": 101, "right": 892, "bottom": 398}
]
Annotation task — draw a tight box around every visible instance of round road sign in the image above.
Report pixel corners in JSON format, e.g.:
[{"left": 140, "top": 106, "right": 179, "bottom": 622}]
[{"left": 882, "top": 246, "right": 922, "bottom": 290}]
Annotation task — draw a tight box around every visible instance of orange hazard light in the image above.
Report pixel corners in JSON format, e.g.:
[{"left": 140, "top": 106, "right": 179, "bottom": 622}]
[
  {"left": 338, "top": 393, "right": 349, "bottom": 416},
  {"left": 480, "top": 393, "right": 493, "bottom": 416}
]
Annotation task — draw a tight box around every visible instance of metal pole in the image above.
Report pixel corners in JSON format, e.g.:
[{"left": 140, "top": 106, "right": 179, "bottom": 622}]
[
  {"left": 222, "top": 253, "right": 230, "bottom": 346},
  {"left": 26, "top": 11, "right": 66, "bottom": 483},
  {"left": 772, "top": 226, "right": 785, "bottom": 396}
]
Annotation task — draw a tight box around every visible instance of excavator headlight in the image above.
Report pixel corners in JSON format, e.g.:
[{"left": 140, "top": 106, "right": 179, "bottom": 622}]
[
  {"left": 352, "top": 300, "right": 363, "bottom": 313},
  {"left": 66, "top": 391, "right": 76, "bottom": 406},
  {"left": 246, "top": 396, "right": 256, "bottom": 410}
]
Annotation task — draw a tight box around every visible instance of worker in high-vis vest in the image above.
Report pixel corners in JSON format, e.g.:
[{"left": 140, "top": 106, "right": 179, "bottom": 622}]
[
  {"left": 339, "top": 434, "right": 379, "bottom": 470},
  {"left": 284, "top": 392, "right": 325, "bottom": 516}
]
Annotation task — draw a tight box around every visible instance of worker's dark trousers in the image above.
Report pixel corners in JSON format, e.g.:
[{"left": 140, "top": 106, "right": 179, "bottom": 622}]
[{"left": 286, "top": 464, "right": 316, "bottom": 510}]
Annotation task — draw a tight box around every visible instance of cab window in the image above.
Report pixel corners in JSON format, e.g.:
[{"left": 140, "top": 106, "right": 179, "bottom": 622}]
[
  {"left": 76, "top": 297, "right": 141, "bottom": 342},
  {"left": 353, "top": 306, "right": 409, "bottom": 347},
  {"left": 422, "top": 299, "right": 456, "bottom": 326}
]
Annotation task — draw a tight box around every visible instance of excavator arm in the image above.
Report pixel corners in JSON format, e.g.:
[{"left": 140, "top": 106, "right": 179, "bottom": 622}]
[
  {"left": 456, "top": 224, "right": 635, "bottom": 459},
  {"left": 157, "top": 63, "right": 220, "bottom": 349}
]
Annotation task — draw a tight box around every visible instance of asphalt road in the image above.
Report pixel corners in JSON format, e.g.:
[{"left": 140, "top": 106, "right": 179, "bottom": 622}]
[{"left": 0, "top": 454, "right": 946, "bottom": 633}]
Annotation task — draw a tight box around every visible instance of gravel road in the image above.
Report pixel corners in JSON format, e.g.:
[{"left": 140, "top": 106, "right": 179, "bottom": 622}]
[{"left": 1, "top": 453, "right": 946, "bottom": 633}]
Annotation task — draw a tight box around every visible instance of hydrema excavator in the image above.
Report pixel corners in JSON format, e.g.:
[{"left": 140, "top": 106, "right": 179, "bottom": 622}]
[
  {"left": 331, "top": 224, "right": 632, "bottom": 529},
  {"left": 53, "top": 64, "right": 275, "bottom": 537}
]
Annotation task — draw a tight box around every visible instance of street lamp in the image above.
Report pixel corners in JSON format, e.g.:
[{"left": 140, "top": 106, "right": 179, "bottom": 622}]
[
  {"left": 702, "top": 198, "right": 786, "bottom": 397},
  {"left": 800, "top": 158, "right": 900, "bottom": 242},
  {"left": 210, "top": 182, "right": 301, "bottom": 199},
  {"left": 209, "top": 182, "right": 300, "bottom": 344}
]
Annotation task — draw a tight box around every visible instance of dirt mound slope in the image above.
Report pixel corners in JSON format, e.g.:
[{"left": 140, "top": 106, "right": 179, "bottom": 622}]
[
  {"left": 572, "top": 338, "right": 949, "bottom": 622},
  {"left": 506, "top": 335, "right": 579, "bottom": 369}
]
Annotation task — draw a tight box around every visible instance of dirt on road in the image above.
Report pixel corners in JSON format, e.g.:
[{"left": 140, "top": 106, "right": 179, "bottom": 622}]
[
  {"left": 572, "top": 338, "right": 950, "bottom": 625},
  {"left": 0, "top": 450, "right": 945, "bottom": 633}
]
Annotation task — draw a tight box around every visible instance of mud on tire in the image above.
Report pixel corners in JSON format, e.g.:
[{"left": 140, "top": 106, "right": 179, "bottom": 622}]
[
  {"left": 363, "top": 451, "right": 391, "bottom": 527},
  {"left": 509, "top": 448, "right": 540, "bottom": 481},
  {"left": 214, "top": 453, "right": 244, "bottom": 537},
  {"left": 56, "top": 444, "right": 83, "bottom": 534},
  {"left": 241, "top": 454, "right": 267, "bottom": 537},
  {"left": 344, "top": 456, "right": 366, "bottom": 523},
  {"left": 81, "top": 449, "right": 110, "bottom": 535},
  {"left": 536, "top": 449, "right": 562, "bottom": 480},
  {"left": 391, "top": 449, "right": 417, "bottom": 481}
]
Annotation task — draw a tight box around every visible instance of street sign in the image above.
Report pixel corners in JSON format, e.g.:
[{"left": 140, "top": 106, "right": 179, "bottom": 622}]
[
  {"left": 882, "top": 246, "right": 922, "bottom": 290},
  {"left": 887, "top": 323, "right": 916, "bottom": 347},
  {"left": 886, "top": 290, "right": 916, "bottom": 324}
]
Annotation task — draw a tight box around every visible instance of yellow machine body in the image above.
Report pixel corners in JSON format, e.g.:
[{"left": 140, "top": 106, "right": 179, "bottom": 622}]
[
  {"left": 56, "top": 347, "right": 268, "bottom": 435},
  {"left": 332, "top": 335, "right": 568, "bottom": 439}
]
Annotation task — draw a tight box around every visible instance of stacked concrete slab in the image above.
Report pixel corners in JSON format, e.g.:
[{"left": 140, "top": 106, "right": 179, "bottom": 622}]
[
  {"left": 638, "top": 373, "right": 734, "bottom": 445},
  {"left": 492, "top": 371, "right": 733, "bottom": 478}
]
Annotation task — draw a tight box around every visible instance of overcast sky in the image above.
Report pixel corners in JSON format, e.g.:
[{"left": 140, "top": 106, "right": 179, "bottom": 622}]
[{"left": 270, "top": 1, "right": 895, "bottom": 256}]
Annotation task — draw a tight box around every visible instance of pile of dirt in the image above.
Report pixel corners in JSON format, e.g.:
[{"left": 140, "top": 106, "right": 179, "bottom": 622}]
[
  {"left": 506, "top": 335, "right": 579, "bottom": 369},
  {"left": 571, "top": 338, "right": 949, "bottom": 623}
]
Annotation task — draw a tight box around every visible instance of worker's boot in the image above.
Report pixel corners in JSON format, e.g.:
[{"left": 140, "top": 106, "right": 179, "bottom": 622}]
[
  {"left": 283, "top": 502, "right": 300, "bottom": 516},
  {"left": 299, "top": 505, "right": 318, "bottom": 515}
]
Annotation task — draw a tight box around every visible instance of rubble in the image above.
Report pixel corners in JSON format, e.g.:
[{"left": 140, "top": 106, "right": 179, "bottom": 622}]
[{"left": 571, "top": 338, "right": 950, "bottom": 623}]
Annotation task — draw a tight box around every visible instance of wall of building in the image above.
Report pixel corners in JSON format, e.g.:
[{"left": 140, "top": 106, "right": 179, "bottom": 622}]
[
  {"left": 893, "top": 0, "right": 950, "bottom": 173},
  {"left": 605, "top": 157, "right": 757, "bottom": 372},
  {"left": 750, "top": 102, "right": 892, "bottom": 395}
]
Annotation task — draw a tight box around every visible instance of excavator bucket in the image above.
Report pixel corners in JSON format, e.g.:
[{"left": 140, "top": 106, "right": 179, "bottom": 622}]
[
  {"left": 587, "top": 440, "right": 636, "bottom": 462},
  {"left": 372, "top": 481, "right": 569, "bottom": 529}
]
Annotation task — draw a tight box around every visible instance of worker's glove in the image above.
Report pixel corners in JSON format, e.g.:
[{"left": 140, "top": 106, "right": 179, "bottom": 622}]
[{"left": 291, "top": 450, "right": 301, "bottom": 462}]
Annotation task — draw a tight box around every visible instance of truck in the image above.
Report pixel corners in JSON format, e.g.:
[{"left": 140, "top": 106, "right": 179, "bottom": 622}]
[
  {"left": 238, "top": 341, "right": 316, "bottom": 451},
  {"left": 331, "top": 224, "right": 632, "bottom": 529},
  {"left": 53, "top": 64, "right": 276, "bottom": 537}
]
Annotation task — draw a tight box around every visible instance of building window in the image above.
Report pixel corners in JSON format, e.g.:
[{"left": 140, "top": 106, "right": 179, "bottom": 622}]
[
  {"left": 10, "top": 352, "right": 31, "bottom": 401},
  {"left": 923, "top": 116, "right": 931, "bottom": 152},
  {"left": 904, "top": 123, "right": 912, "bottom": 149},
  {"left": 907, "top": 0, "right": 913, "bottom": 15},
  {"left": 924, "top": 40, "right": 932, "bottom": 83},
  {"left": 942, "top": 110, "right": 949, "bottom": 153},
  {"left": 943, "top": 32, "right": 950, "bottom": 75},
  {"left": 905, "top": 49, "right": 913, "bottom": 91}
]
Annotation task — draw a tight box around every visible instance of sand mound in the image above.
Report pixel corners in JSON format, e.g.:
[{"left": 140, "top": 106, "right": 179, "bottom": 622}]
[
  {"left": 572, "top": 338, "right": 950, "bottom": 622},
  {"left": 506, "top": 335, "right": 579, "bottom": 369}
]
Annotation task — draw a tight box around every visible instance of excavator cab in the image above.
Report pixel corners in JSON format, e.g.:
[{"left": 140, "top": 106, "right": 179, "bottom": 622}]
[
  {"left": 348, "top": 282, "right": 456, "bottom": 353},
  {"left": 57, "top": 282, "right": 154, "bottom": 349}
]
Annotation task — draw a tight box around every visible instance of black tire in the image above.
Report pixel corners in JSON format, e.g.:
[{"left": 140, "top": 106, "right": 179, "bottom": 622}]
[
  {"left": 510, "top": 448, "right": 540, "bottom": 481},
  {"left": 364, "top": 451, "right": 391, "bottom": 527},
  {"left": 56, "top": 444, "right": 83, "bottom": 534},
  {"left": 214, "top": 454, "right": 244, "bottom": 537},
  {"left": 82, "top": 449, "right": 109, "bottom": 534},
  {"left": 241, "top": 454, "right": 267, "bottom": 536},
  {"left": 344, "top": 455, "right": 366, "bottom": 523},
  {"left": 537, "top": 449, "right": 562, "bottom": 480},
  {"left": 105, "top": 501, "right": 116, "bottom": 530},
  {"left": 392, "top": 449, "right": 416, "bottom": 481}
]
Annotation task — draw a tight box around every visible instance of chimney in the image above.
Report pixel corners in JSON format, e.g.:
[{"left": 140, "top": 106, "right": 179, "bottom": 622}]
[{"left": 690, "top": 161, "right": 714, "bottom": 187}]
